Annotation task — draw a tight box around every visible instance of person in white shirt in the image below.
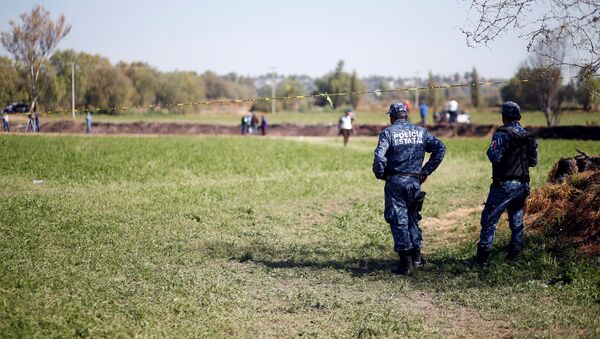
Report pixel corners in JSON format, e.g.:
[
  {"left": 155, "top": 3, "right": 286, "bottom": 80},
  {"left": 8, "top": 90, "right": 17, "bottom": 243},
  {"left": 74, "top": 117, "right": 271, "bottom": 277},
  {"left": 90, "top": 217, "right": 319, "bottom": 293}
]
[
  {"left": 448, "top": 99, "right": 459, "bottom": 123},
  {"left": 339, "top": 108, "right": 355, "bottom": 147},
  {"left": 2, "top": 113, "right": 9, "bottom": 132}
]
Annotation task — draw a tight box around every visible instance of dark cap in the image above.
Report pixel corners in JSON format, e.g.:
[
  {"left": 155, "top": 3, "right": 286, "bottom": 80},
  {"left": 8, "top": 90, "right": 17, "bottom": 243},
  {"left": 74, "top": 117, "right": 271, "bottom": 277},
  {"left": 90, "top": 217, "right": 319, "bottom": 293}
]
[{"left": 387, "top": 102, "right": 408, "bottom": 117}]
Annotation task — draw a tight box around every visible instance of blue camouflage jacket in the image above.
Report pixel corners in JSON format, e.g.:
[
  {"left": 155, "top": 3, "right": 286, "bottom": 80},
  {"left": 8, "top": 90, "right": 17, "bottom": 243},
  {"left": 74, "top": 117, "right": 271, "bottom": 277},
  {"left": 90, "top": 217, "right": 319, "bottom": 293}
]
[
  {"left": 486, "top": 121, "right": 538, "bottom": 166},
  {"left": 373, "top": 120, "right": 446, "bottom": 180}
]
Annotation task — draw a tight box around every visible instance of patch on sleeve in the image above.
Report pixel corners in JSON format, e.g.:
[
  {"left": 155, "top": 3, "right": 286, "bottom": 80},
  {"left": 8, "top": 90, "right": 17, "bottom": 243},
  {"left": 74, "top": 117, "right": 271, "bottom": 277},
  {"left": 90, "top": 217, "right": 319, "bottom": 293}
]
[{"left": 491, "top": 140, "right": 497, "bottom": 149}]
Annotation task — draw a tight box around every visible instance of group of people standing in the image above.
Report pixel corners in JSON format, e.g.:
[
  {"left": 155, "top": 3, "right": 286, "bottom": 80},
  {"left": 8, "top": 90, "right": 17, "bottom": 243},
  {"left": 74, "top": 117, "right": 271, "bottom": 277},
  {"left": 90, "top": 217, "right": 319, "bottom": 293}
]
[
  {"left": 26, "top": 112, "right": 41, "bottom": 132},
  {"left": 1, "top": 112, "right": 40, "bottom": 133},
  {"left": 373, "top": 101, "right": 537, "bottom": 275},
  {"left": 2, "top": 111, "right": 94, "bottom": 134},
  {"left": 240, "top": 111, "right": 268, "bottom": 136}
]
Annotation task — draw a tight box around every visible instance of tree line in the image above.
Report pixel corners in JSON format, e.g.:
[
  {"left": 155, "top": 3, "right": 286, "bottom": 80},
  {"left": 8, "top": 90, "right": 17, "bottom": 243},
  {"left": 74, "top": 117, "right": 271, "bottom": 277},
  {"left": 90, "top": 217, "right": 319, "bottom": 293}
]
[{"left": 0, "top": 51, "right": 257, "bottom": 113}]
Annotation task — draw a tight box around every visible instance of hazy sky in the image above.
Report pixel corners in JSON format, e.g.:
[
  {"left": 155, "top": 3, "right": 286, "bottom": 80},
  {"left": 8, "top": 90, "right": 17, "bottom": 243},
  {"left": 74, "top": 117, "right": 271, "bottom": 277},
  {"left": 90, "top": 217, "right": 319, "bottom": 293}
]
[{"left": 0, "top": 0, "right": 535, "bottom": 78}]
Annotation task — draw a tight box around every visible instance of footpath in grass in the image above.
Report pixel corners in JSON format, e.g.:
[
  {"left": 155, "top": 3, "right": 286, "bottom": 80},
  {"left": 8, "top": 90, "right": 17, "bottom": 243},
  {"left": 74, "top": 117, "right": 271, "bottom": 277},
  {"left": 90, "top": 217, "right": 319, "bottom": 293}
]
[
  {"left": 1, "top": 135, "right": 599, "bottom": 337},
  {"left": 30, "top": 108, "right": 600, "bottom": 127}
]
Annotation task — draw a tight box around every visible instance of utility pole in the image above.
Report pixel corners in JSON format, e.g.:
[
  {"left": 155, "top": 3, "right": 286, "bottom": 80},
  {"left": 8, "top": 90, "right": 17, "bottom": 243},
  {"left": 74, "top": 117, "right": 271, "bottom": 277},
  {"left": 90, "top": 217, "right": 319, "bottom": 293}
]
[
  {"left": 414, "top": 71, "right": 420, "bottom": 109},
  {"left": 270, "top": 67, "right": 276, "bottom": 114},
  {"left": 71, "top": 62, "right": 75, "bottom": 120}
]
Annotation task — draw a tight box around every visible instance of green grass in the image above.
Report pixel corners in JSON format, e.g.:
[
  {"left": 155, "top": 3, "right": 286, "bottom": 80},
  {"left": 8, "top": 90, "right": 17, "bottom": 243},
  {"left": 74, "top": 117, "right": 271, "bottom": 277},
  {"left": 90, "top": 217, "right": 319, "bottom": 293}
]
[
  {"left": 35, "top": 108, "right": 600, "bottom": 127},
  {"left": 1, "top": 134, "right": 600, "bottom": 337}
]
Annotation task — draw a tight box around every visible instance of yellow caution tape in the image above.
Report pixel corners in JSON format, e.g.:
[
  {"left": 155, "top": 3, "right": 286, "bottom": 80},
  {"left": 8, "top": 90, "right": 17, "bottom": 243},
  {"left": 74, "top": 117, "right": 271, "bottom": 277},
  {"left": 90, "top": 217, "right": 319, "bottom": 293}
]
[{"left": 7, "top": 74, "right": 596, "bottom": 116}]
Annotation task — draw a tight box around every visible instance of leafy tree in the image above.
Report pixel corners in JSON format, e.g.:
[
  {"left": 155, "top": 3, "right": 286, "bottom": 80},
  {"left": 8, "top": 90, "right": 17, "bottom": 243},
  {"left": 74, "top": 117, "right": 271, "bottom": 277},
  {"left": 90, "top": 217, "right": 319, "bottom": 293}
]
[
  {"left": 0, "top": 56, "right": 26, "bottom": 106},
  {"left": 470, "top": 67, "right": 480, "bottom": 108},
  {"left": 278, "top": 77, "right": 306, "bottom": 111},
  {"left": 314, "top": 60, "right": 352, "bottom": 108},
  {"left": 118, "top": 61, "right": 160, "bottom": 107},
  {"left": 501, "top": 66, "right": 564, "bottom": 125},
  {"left": 576, "top": 64, "right": 600, "bottom": 111},
  {"left": 38, "top": 60, "right": 68, "bottom": 112},
  {"left": 253, "top": 77, "right": 307, "bottom": 112},
  {"left": 50, "top": 50, "right": 106, "bottom": 110},
  {"left": 157, "top": 71, "right": 205, "bottom": 112},
  {"left": 426, "top": 71, "right": 438, "bottom": 109},
  {"left": 202, "top": 71, "right": 237, "bottom": 99},
  {"left": 349, "top": 70, "right": 363, "bottom": 109},
  {"left": 1, "top": 5, "right": 71, "bottom": 112},
  {"left": 85, "top": 63, "right": 134, "bottom": 112}
]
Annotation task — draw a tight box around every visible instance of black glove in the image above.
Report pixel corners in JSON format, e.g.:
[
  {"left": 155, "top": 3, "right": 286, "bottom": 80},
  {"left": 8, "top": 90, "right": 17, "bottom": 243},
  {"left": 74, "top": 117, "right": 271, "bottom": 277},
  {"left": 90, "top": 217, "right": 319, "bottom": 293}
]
[{"left": 419, "top": 171, "right": 428, "bottom": 184}]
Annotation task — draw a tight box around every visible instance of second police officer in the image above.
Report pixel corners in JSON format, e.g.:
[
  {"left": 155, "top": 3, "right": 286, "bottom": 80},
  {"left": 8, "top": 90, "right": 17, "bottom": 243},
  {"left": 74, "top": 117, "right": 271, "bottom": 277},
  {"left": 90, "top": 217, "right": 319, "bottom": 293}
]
[
  {"left": 373, "top": 102, "right": 446, "bottom": 275},
  {"left": 476, "top": 101, "right": 538, "bottom": 265}
]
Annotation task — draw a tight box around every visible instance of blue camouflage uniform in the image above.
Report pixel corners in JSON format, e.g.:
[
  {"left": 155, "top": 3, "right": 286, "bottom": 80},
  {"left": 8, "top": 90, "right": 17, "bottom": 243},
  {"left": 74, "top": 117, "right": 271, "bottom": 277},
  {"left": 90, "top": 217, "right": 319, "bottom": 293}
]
[
  {"left": 479, "top": 120, "right": 538, "bottom": 252},
  {"left": 373, "top": 118, "right": 446, "bottom": 253}
]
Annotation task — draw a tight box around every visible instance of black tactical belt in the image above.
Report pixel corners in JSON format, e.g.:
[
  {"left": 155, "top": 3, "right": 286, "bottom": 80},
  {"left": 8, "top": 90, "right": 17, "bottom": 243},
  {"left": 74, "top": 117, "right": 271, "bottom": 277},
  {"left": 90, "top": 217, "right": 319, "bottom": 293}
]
[
  {"left": 492, "top": 176, "right": 529, "bottom": 186},
  {"left": 389, "top": 172, "right": 420, "bottom": 178}
]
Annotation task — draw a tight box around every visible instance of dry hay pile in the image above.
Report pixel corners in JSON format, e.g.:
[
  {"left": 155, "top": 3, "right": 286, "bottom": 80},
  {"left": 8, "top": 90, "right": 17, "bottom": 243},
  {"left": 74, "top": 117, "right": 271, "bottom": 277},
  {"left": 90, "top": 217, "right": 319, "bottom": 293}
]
[{"left": 525, "top": 151, "right": 600, "bottom": 255}]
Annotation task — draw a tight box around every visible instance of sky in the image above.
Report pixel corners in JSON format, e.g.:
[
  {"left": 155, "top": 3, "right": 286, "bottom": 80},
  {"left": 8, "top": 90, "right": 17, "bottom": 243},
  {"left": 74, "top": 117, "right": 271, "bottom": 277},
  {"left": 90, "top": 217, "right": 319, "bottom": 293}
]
[{"left": 0, "top": 0, "right": 536, "bottom": 79}]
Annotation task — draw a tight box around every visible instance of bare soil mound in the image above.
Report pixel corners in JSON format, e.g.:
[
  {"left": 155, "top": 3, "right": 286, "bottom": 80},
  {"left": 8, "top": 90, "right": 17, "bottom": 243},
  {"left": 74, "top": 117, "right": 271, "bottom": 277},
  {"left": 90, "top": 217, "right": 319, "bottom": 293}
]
[
  {"left": 525, "top": 152, "right": 600, "bottom": 255},
  {"left": 8, "top": 120, "right": 600, "bottom": 139}
]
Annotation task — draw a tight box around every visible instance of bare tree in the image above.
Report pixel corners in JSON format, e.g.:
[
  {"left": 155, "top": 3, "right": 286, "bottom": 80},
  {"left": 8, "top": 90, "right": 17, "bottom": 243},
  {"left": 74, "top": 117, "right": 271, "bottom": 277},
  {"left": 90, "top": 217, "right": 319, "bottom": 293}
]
[
  {"left": 1, "top": 5, "right": 71, "bottom": 113},
  {"left": 527, "top": 40, "right": 567, "bottom": 126},
  {"left": 462, "top": 0, "right": 600, "bottom": 75}
]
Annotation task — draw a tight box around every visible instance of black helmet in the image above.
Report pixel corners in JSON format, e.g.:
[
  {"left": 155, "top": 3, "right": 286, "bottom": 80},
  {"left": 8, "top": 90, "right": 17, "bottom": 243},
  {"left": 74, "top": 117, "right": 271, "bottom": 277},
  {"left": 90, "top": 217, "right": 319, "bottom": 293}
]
[{"left": 501, "top": 101, "right": 521, "bottom": 120}]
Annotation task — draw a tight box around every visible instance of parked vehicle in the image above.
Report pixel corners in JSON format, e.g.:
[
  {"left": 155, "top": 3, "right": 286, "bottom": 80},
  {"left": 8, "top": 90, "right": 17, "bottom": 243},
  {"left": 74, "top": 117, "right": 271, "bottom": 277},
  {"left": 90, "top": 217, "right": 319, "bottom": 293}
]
[
  {"left": 3, "top": 102, "right": 29, "bottom": 114},
  {"left": 433, "top": 109, "right": 471, "bottom": 124}
]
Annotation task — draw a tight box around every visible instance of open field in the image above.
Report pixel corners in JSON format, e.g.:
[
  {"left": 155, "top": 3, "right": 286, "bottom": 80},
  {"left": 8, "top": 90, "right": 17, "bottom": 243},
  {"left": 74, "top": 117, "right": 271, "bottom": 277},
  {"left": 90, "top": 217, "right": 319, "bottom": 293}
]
[
  {"left": 17, "top": 108, "right": 600, "bottom": 127},
  {"left": 1, "top": 134, "right": 600, "bottom": 337}
]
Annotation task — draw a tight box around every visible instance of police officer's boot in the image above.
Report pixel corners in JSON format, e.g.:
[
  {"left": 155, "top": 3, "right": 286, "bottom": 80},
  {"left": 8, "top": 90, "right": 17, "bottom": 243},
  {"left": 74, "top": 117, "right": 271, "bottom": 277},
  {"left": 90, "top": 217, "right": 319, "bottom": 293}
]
[
  {"left": 475, "top": 246, "right": 491, "bottom": 266},
  {"left": 411, "top": 247, "right": 427, "bottom": 268},
  {"left": 393, "top": 251, "right": 413, "bottom": 275},
  {"left": 506, "top": 248, "right": 521, "bottom": 262}
]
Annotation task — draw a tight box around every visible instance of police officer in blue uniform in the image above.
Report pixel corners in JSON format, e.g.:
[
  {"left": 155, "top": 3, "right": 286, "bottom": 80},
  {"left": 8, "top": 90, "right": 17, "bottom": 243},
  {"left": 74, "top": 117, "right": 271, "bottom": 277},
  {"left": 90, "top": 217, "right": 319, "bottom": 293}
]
[
  {"left": 476, "top": 101, "right": 538, "bottom": 265},
  {"left": 373, "top": 102, "right": 446, "bottom": 275}
]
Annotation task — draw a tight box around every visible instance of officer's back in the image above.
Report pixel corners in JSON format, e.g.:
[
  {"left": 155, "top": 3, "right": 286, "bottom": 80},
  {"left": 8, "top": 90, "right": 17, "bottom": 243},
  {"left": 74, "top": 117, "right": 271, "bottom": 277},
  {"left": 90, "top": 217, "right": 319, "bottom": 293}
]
[{"left": 373, "top": 108, "right": 445, "bottom": 179}]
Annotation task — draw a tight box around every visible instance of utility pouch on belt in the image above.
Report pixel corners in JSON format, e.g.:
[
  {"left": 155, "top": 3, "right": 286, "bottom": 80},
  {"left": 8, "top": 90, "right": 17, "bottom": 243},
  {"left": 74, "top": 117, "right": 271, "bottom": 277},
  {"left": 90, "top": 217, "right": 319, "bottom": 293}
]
[{"left": 415, "top": 191, "right": 427, "bottom": 212}]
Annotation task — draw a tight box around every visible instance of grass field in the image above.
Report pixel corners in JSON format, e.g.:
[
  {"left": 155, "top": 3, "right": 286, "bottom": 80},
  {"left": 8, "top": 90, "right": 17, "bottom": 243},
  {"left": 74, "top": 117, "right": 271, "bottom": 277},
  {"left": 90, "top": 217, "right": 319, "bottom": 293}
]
[
  {"left": 1, "top": 134, "right": 600, "bottom": 337},
  {"left": 24, "top": 108, "right": 600, "bottom": 127}
]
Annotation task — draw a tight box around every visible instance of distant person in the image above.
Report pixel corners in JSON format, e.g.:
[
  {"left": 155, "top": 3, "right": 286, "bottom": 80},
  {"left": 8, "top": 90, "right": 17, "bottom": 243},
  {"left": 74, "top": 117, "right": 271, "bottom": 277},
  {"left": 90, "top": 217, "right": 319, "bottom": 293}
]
[
  {"left": 85, "top": 112, "right": 93, "bottom": 134},
  {"left": 26, "top": 113, "right": 33, "bottom": 132},
  {"left": 240, "top": 115, "right": 247, "bottom": 135},
  {"left": 34, "top": 112, "right": 40, "bottom": 132},
  {"left": 419, "top": 101, "right": 428, "bottom": 127},
  {"left": 339, "top": 108, "right": 355, "bottom": 147},
  {"left": 2, "top": 112, "right": 9, "bottom": 132},
  {"left": 251, "top": 112, "right": 259, "bottom": 135},
  {"left": 475, "top": 101, "right": 538, "bottom": 266},
  {"left": 448, "top": 99, "right": 458, "bottom": 123},
  {"left": 244, "top": 112, "right": 253, "bottom": 134},
  {"left": 260, "top": 114, "right": 268, "bottom": 136},
  {"left": 28, "top": 111, "right": 39, "bottom": 133},
  {"left": 373, "top": 102, "right": 446, "bottom": 275}
]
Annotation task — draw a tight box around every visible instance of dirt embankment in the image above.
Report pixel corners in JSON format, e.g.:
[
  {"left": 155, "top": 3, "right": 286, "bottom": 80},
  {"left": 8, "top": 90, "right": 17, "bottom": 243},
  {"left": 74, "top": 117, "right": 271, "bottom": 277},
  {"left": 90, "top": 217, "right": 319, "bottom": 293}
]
[{"left": 8, "top": 120, "right": 600, "bottom": 140}]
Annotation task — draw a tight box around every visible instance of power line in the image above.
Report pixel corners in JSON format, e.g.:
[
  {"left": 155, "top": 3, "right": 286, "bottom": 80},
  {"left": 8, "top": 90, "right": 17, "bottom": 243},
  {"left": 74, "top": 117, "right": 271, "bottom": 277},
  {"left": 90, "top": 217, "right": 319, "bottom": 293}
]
[{"left": 24, "top": 73, "right": 600, "bottom": 115}]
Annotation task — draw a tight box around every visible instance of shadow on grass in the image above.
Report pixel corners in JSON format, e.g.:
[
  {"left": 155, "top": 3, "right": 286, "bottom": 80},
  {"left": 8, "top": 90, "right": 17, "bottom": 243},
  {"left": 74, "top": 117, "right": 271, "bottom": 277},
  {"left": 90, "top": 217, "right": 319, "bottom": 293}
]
[
  {"left": 208, "top": 235, "right": 596, "bottom": 291},
  {"left": 250, "top": 256, "right": 399, "bottom": 277}
]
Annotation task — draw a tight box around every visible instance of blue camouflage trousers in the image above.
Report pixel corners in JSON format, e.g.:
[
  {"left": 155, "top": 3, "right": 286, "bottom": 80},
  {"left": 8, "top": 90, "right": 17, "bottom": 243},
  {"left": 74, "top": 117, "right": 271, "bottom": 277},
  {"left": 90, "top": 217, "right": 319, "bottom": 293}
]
[
  {"left": 384, "top": 176, "right": 423, "bottom": 253},
  {"left": 479, "top": 180, "right": 529, "bottom": 251}
]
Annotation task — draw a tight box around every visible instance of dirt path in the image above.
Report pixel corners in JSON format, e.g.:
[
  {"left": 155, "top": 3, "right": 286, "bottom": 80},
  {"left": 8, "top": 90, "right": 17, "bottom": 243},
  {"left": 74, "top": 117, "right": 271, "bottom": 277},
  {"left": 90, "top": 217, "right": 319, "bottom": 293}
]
[
  {"left": 5, "top": 120, "right": 600, "bottom": 139},
  {"left": 421, "top": 206, "right": 484, "bottom": 247}
]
